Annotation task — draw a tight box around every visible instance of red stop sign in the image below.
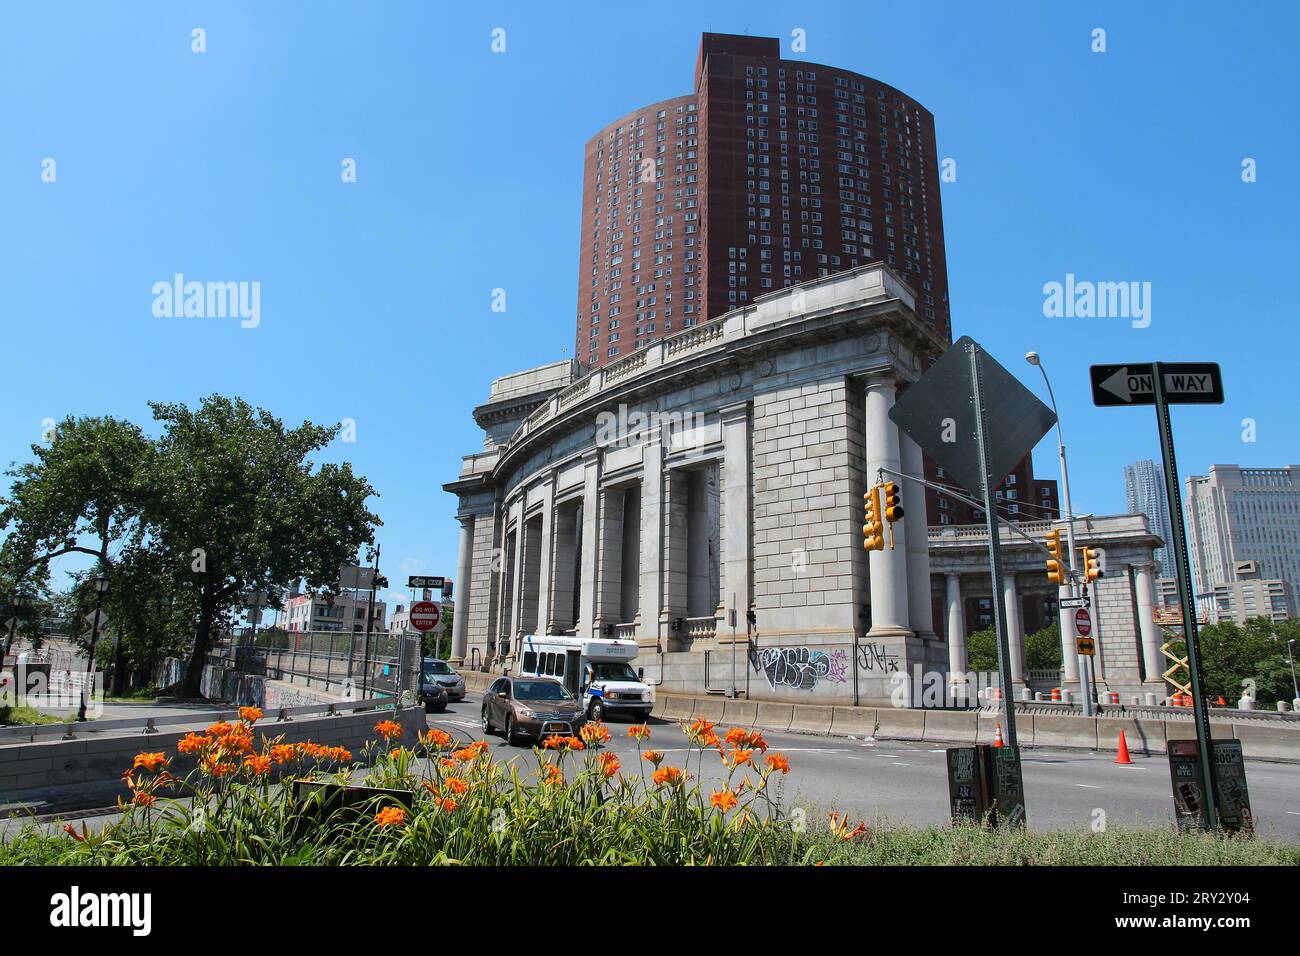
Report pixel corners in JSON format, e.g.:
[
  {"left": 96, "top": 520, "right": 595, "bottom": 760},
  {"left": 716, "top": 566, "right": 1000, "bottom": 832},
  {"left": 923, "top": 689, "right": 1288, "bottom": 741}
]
[
  {"left": 1074, "top": 608, "right": 1092, "bottom": 637},
  {"left": 410, "top": 601, "right": 440, "bottom": 631}
]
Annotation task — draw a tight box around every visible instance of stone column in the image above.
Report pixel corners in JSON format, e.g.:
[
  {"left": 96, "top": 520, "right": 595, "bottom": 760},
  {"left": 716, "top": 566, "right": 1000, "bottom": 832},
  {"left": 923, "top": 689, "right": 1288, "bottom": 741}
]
[
  {"left": 899, "top": 433, "right": 935, "bottom": 638},
  {"left": 639, "top": 427, "right": 664, "bottom": 646},
  {"left": 863, "top": 375, "right": 911, "bottom": 638},
  {"left": 1004, "top": 572, "right": 1025, "bottom": 684},
  {"left": 547, "top": 503, "right": 578, "bottom": 634},
  {"left": 533, "top": 478, "right": 555, "bottom": 635},
  {"left": 720, "top": 402, "right": 752, "bottom": 641},
  {"left": 946, "top": 573, "right": 967, "bottom": 694},
  {"left": 450, "top": 515, "right": 473, "bottom": 665},
  {"left": 595, "top": 487, "right": 626, "bottom": 631},
  {"left": 661, "top": 469, "right": 690, "bottom": 643},
  {"left": 508, "top": 500, "right": 526, "bottom": 661},
  {"left": 576, "top": 451, "right": 601, "bottom": 638},
  {"left": 1134, "top": 563, "right": 1166, "bottom": 687}
]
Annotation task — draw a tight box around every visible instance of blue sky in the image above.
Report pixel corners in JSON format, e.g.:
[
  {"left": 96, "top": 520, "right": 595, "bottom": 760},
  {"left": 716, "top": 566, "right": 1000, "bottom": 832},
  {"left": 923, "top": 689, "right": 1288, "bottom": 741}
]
[{"left": 2, "top": 1, "right": 1297, "bottom": 606}]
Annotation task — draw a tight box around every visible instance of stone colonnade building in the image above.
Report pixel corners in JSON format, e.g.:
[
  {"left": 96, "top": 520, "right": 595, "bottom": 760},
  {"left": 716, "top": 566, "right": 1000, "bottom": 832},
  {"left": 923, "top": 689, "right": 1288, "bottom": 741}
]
[{"left": 444, "top": 265, "right": 1167, "bottom": 705}]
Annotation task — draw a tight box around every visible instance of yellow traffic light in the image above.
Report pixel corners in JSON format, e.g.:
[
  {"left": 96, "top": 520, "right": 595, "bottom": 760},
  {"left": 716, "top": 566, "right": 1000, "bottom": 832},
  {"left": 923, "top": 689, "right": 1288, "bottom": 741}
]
[
  {"left": 862, "top": 486, "right": 884, "bottom": 551},
  {"left": 1079, "top": 546, "right": 1103, "bottom": 582},
  {"left": 1045, "top": 528, "right": 1064, "bottom": 584},
  {"left": 882, "top": 481, "right": 904, "bottom": 523}
]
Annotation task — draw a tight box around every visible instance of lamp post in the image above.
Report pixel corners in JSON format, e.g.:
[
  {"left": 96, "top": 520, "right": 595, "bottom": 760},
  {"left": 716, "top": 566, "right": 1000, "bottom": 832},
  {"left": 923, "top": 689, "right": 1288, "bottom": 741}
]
[
  {"left": 1025, "top": 351, "right": 1094, "bottom": 717},
  {"left": 2, "top": 592, "right": 36, "bottom": 671},
  {"left": 77, "top": 573, "right": 109, "bottom": 722}
]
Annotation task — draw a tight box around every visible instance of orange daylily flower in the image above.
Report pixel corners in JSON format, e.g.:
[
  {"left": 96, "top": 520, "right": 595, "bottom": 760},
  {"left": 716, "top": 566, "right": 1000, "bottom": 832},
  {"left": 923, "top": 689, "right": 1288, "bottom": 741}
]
[
  {"left": 374, "top": 719, "right": 404, "bottom": 741},
  {"left": 627, "top": 724, "right": 652, "bottom": 740},
  {"left": 133, "top": 752, "right": 169, "bottom": 772},
  {"left": 269, "top": 744, "right": 298, "bottom": 765},
  {"left": 724, "top": 748, "right": 753, "bottom": 768},
  {"left": 443, "top": 777, "right": 470, "bottom": 795},
  {"left": 206, "top": 721, "right": 235, "bottom": 738},
  {"left": 652, "top": 765, "right": 685, "bottom": 787},
  {"left": 542, "top": 763, "right": 565, "bottom": 786},
  {"left": 421, "top": 728, "right": 453, "bottom": 749},
  {"left": 763, "top": 752, "right": 791, "bottom": 774},
  {"left": 710, "top": 789, "right": 739, "bottom": 812},
  {"left": 238, "top": 706, "right": 263, "bottom": 723},
  {"left": 580, "top": 722, "right": 611, "bottom": 745},
  {"left": 243, "top": 755, "right": 272, "bottom": 776},
  {"left": 132, "top": 792, "right": 156, "bottom": 808},
  {"left": 373, "top": 806, "right": 406, "bottom": 827},
  {"left": 63, "top": 822, "right": 85, "bottom": 842},
  {"left": 598, "top": 752, "right": 621, "bottom": 778},
  {"left": 641, "top": 750, "right": 665, "bottom": 765},
  {"left": 177, "top": 732, "right": 205, "bottom": 754}
]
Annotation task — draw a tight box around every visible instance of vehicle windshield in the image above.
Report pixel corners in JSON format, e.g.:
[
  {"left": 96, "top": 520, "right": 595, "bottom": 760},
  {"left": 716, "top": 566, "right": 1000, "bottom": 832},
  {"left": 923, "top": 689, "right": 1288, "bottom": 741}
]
[
  {"left": 422, "top": 661, "right": 454, "bottom": 676},
  {"left": 513, "top": 680, "right": 574, "bottom": 702},
  {"left": 590, "top": 662, "right": 639, "bottom": 683}
]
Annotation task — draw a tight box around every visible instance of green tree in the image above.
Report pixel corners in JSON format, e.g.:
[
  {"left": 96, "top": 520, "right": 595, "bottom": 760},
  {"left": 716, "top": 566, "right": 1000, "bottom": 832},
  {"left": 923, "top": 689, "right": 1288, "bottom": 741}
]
[
  {"left": 1167, "top": 617, "right": 1300, "bottom": 704},
  {"left": 140, "top": 396, "right": 381, "bottom": 697},
  {"left": 1025, "top": 622, "right": 1063, "bottom": 672},
  {"left": 967, "top": 628, "right": 997, "bottom": 670}
]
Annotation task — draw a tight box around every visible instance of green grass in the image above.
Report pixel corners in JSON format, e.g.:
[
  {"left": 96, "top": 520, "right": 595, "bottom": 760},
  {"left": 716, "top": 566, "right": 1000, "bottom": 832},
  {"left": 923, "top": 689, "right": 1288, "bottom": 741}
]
[{"left": 0, "top": 705, "right": 66, "bottom": 726}]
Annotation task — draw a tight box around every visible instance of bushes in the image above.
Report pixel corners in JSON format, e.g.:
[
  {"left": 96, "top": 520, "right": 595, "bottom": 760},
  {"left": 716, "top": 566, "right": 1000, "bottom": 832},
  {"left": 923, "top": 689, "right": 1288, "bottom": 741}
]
[{"left": 1, "top": 710, "right": 1293, "bottom": 866}]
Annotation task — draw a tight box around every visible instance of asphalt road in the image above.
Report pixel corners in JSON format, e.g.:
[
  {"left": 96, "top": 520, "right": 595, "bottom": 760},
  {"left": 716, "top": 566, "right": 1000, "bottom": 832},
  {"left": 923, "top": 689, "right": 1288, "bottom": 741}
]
[{"left": 427, "top": 691, "right": 1300, "bottom": 841}]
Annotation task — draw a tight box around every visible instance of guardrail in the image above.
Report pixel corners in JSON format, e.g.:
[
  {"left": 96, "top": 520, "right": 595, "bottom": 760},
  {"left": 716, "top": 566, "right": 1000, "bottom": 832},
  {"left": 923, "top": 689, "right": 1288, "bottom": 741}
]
[{"left": 0, "top": 695, "right": 397, "bottom": 746}]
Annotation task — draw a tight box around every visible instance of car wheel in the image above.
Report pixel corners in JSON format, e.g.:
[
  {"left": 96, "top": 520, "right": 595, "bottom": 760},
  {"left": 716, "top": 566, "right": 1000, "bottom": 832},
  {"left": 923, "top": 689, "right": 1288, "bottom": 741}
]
[
  {"left": 481, "top": 707, "right": 493, "bottom": 735},
  {"left": 588, "top": 698, "right": 605, "bottom": 722},
  {"left": 435, "top": 703, "right": 447, "bottom": 713},
  {"left": 505, "top": 714, "right": 520, "bottom": 746}
]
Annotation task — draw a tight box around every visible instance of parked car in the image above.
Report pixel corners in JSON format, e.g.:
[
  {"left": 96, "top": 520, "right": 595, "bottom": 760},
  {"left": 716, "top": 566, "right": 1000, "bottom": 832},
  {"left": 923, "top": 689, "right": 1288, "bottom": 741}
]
[
  {"left": 481, "top": 676, "right": 585, "bottom": 746},
  {"left": 418, "top": 675, "right": 449, "bottom": 713},
  {"left": 421, "top": 658, "right": 466, "bottom": 702}
]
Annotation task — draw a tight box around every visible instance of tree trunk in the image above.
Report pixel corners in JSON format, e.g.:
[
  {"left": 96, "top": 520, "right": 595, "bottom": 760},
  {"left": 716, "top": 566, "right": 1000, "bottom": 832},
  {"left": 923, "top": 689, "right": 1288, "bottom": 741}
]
[{"left": 180, "top": 591, "right": 216, "bottom": 698}]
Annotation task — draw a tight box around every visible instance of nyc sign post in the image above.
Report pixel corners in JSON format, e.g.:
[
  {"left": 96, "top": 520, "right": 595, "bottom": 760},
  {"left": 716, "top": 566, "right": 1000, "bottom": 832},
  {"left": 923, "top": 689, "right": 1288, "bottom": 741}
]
[{"left": 1091, "top": 360, "right": 1224, "bottom": 828}]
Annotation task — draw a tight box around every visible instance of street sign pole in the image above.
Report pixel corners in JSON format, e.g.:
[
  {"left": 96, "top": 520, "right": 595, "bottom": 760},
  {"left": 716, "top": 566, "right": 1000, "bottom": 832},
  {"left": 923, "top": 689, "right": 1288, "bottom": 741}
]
[
  {"left": 1151, "top": 362, "right": 1218, "bottom": 829},
  {"left": 969, "top": 342, "right": 1019, "bottom": 749}
]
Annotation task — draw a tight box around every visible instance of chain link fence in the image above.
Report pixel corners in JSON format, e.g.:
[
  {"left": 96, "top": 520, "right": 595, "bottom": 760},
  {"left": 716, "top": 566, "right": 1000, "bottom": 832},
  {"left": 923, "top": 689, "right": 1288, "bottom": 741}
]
[{"left": 217, "top": 627, "right": 420, "bottom": 701}]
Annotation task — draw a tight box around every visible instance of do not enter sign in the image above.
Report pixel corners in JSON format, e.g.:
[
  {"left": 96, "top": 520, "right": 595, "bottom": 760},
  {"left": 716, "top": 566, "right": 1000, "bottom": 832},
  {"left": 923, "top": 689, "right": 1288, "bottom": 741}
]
[
  {"left": 1075, "top": 608, "right": 1092, "bottom": 638},
  {"left": 410, "top": 601, "right": 440, "bottom": 632}
]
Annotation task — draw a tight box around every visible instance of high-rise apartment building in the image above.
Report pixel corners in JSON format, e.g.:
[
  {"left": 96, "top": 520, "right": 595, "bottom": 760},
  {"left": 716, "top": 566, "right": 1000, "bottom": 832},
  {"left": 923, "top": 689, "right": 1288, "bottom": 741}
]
[
  {"left": 1185, "top": 464, "right": 1300, "bottom": 616},
  {"left": 575, "top": 33, "right": 950, "bottom": 367},
  {"left": 1124, "top": 459, "right": 1173, "bottom": 575}
]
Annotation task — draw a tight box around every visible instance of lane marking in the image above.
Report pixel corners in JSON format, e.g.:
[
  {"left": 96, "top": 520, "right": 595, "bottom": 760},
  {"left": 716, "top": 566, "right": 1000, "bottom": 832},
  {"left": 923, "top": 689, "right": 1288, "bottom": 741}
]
[
  {"left": 1076, "top": 784, "right": 1102, "bottom": 789},
  {"left": 891, "top": 762, "right": 912, "bottom": 767}
]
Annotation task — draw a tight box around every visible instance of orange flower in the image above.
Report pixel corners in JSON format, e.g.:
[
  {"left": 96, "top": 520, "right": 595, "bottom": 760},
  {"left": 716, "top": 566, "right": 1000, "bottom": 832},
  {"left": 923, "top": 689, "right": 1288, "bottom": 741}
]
[
  {"left": 439, "top": 797, "right": 458, "bottom": 812},
  {"left": 627, "top": 724, "right": 652, "bottom": 740},
  {"left": 421, "top": 728, "right": 453, "bottom": 749},
  {"left": 685, "top": 718, "right": 716, "bottom": 741},
  {"left": 243, "top": 755, "right": 272, "bottom": 776},
  {"left": 453, "top": 745, "right": 482, "bottom": 762},
  {"left": 373, "top": 806, "right": 406, "bottom": 827},
  {"left": 269, "top": 744, "right": 298, "bottom": 765},
  {"left": 652, "top": 765, "right": 684, "bottom": 787},
  {"left": 763, "top": 752, "right": 790, "bottom": 775},
  {"left": 542, "top": 764, "right": 565, "bottom": 786},
  {"left": 598, "top": 752, "right": 620, "bottom": 778},
  {"left": 206, "top": 721, "right": 235, "bottom": 738},
  {"left": 177, "top": 732, "right": 206, "bottom": 754},
  {"left": 238, "top": 706, "right": 263, "bottom": 723},
  {"left": 711, "top": 789, "right": 739, "bottom": 812},
  {"left": 374, "top": 719, "right": 404, "bottom": 741},
  {"left": 443, "top": 777, "right": 470, "bottom": 795},
  {"left": 132, "top": 791, "right": 156, "bottom": 808},
  {"left": 724, "top": 727, "right": 769, "bottom": 752},
  {"left": 470, "top": 740, "right": 490, "bottom": 757},
  {"left": 701, "top": 731, "right": 722, "bottom": 750},
  {"left": 829, "top": 812, "right": 869, "bottom": 842},
  {"left": 642, "top": 750, "right": 665, "bottom": 765},
  {"left": 580, "top": 722, "right": 611, "bottom": 745},
  {"left": 724, "top": 748, "right": 753, "bottom": 768},
  {"left": 541, "top": 735, "right": 565, "bottom": 750},
  {"left": 62, "top": 822, "right": 85, "bottom": 842},
  {"left": 438, "top": 757, "right": 458, "bottom": 770},
  {"left": 389, "top": 748, "right": 405, "bottom": 759},
  {"left": 133, "top": 752, "right": 169, "bottom": 772}
]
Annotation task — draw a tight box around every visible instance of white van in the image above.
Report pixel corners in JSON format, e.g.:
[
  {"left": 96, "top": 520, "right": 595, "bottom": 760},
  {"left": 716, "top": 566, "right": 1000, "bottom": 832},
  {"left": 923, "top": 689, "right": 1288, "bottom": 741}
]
[{"left": 517, "top": 635, "right": 654, "bottom": 722}]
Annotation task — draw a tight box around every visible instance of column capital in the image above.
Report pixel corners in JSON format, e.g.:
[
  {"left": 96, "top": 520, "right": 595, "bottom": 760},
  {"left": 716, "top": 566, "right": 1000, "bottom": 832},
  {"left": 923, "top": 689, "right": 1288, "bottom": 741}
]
[
  {"left": 854, "top": 369, "right": 900, "bottom": 390},
  {"left": 719, "top": 400, "right": 751, "bottom": 424}
]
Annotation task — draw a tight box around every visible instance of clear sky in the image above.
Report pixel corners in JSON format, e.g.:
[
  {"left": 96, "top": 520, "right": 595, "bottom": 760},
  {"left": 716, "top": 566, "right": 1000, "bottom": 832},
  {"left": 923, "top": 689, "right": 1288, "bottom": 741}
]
[{"left": 2, "top": 1, "right": 1297, "bottom": 608}]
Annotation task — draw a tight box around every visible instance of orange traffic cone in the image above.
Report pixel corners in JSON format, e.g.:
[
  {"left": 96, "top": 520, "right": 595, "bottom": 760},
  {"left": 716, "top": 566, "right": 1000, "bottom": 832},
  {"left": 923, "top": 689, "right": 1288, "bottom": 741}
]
[
  {"left": 1115, "top": 730, "right": 1133, "bottom": 765},
  {"left": 993, "top": 723, "right": 1004, "bottom": 748},
  {"left": 1216, "top": 695, "right": 1227, "bottom": 707}
]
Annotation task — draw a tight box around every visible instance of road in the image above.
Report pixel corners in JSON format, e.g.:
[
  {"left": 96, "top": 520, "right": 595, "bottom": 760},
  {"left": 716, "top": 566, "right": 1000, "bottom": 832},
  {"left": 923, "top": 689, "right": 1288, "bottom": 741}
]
[{"left": 427, "top": 690, "right": 1300, "bottom": 841}]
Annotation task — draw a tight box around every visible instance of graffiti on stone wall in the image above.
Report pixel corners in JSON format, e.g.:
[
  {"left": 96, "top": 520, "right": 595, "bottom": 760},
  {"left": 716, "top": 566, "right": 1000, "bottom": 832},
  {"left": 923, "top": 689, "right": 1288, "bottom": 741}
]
[
  {"left": 751, "top": 646, "right": 849, "bottom": 691},
  {"left": 856, "top": 641, "right": 901, "bottom": 673}
]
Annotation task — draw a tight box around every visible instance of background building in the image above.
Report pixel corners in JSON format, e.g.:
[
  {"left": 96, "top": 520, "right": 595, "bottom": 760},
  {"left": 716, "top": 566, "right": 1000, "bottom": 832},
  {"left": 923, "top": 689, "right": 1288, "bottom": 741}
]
[
  {"left": 575, "top": 31, "right": 1051, "bottom": 525},
  {"left": 280, "top": 564, "right": 387, "bottom": 633},
  {"left": 1185, "top": 464, "right": 1300, "bottom": 617},
  {"left": 1208, "top": 561, "right": 1293, "bottom": 624},
  {"left": 1124, "top": 459, "right": 1172, "bottom": 575}
]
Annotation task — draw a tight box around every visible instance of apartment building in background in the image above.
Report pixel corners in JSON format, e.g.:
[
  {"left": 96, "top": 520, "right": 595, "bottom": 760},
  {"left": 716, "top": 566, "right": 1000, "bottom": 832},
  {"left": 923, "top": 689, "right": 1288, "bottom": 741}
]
[
  {"left": 1185, "top": 464, "right": 1300, "bottom": 619},
  {"left": 1207, "top": 561, "right": 1294, "bottom": 624}
]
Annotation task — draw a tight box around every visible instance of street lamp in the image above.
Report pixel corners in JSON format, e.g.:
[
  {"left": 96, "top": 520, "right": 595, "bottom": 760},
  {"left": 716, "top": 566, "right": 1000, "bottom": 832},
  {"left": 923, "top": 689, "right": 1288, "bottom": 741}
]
[
  {"left": 1025, "top": 351, "right": 1095, "bottom": 716},
  {"left": 77, "top": 573, "right": 109, "bottom": 722},
  {"left": 2, "top": 592, "right": 37, "bottom": 668},
  {"left": 1288, "top": 639, "right": 1299, "bottom": 710}
]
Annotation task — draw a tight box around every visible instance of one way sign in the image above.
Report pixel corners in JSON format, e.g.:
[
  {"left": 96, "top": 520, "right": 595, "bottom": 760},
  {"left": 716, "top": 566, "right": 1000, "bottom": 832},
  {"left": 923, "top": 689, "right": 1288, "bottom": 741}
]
[{"left": 1090, "top": 363, "right": 1223, "bottom": 407}]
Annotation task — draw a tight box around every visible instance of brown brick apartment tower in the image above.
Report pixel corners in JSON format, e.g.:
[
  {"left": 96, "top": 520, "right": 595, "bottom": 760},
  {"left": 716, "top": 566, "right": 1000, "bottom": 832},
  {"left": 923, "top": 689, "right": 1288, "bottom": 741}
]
[{"left": 574, "top": 32, "right": 1054, "bottom": 524}]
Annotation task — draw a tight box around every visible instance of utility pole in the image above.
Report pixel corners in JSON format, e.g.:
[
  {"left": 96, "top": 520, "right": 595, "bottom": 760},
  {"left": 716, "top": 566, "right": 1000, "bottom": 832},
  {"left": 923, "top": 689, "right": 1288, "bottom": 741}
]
[{"left": 360, "top": 544, "right": 380, "bottom": 699}]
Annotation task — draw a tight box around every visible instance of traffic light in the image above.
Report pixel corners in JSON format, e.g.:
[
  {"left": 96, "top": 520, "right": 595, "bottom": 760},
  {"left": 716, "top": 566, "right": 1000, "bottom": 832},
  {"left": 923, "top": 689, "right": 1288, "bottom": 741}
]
[
  {"left": 1079, "top": 546, "right": 1103, "bottom": 581},
  {"left": 882, "top": 481, "right": 904, "bottom": 523},
  {"left": 862, "top": 485, "right": 884, "bottom": 551},
  {"left": 1044, "top": 528, "right": 1065, "bottom": 584}
]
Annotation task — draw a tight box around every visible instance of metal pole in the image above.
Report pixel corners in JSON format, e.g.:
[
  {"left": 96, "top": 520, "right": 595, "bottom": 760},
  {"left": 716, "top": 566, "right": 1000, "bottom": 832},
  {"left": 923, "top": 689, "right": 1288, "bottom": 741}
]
[
  {"left": 969, "top": 343, "right": 1020, "bottom": 749},
  {"left": 1151, "top": 361, "right": 1218, "bottom": 829},
  {"left": 77, "top": 591, "right": 103, "bottom": 723},
  {"left": 730, "top": 592, "right": 737, "bottom": 699},
  {"left": 1288, "top": 640, "right": 1298, "bottom": 704},
  {"left": 361, "top": 545, "right": 380, "bottom": 699}
]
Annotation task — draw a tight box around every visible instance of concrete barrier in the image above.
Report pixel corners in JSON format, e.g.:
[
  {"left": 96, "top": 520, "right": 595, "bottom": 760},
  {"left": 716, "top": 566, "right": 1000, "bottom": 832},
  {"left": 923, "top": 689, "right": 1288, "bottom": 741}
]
[
  {"left": 1032, "top": 714, "right": 1097, "bottom": 751},
  {"left": 922, "top": 710, "right": 979, "bottom": 745},
  {"left": 1096, "top": 716, "right": 1167, "bottom": 755},
  {"left": 692, "top": 697, "right": 726, "bottom": 723},
  {"left": 657, "top": 695, "right": 696, "bottom": 722},
  {"left": 787, "top": 704, "right": 834, "bottom": 735},
  {"left": 754, "top": 702, "right": 794, "bottom": 733},
  {"left": 829, "top": 706, "right": 877, "bottom": 737},
  {"left": 1231, "top": 722, "right": 1300, "bottom": 762},
  {"left": 873, "top": 707, "right": 925, "bottom": 741},
  {"left": 721, "top": 700, "right": 758, "bottom": 728},
  {"left": 976, "top": 713, "right": 1024, "bottom": 746}
]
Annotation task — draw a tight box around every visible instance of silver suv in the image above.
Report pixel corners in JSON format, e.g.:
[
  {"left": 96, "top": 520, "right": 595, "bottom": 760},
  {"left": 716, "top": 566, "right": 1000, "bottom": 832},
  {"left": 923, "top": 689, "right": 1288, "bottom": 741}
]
[{"left": 421, "top": 658, "right": 466, "bottom": 702}]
